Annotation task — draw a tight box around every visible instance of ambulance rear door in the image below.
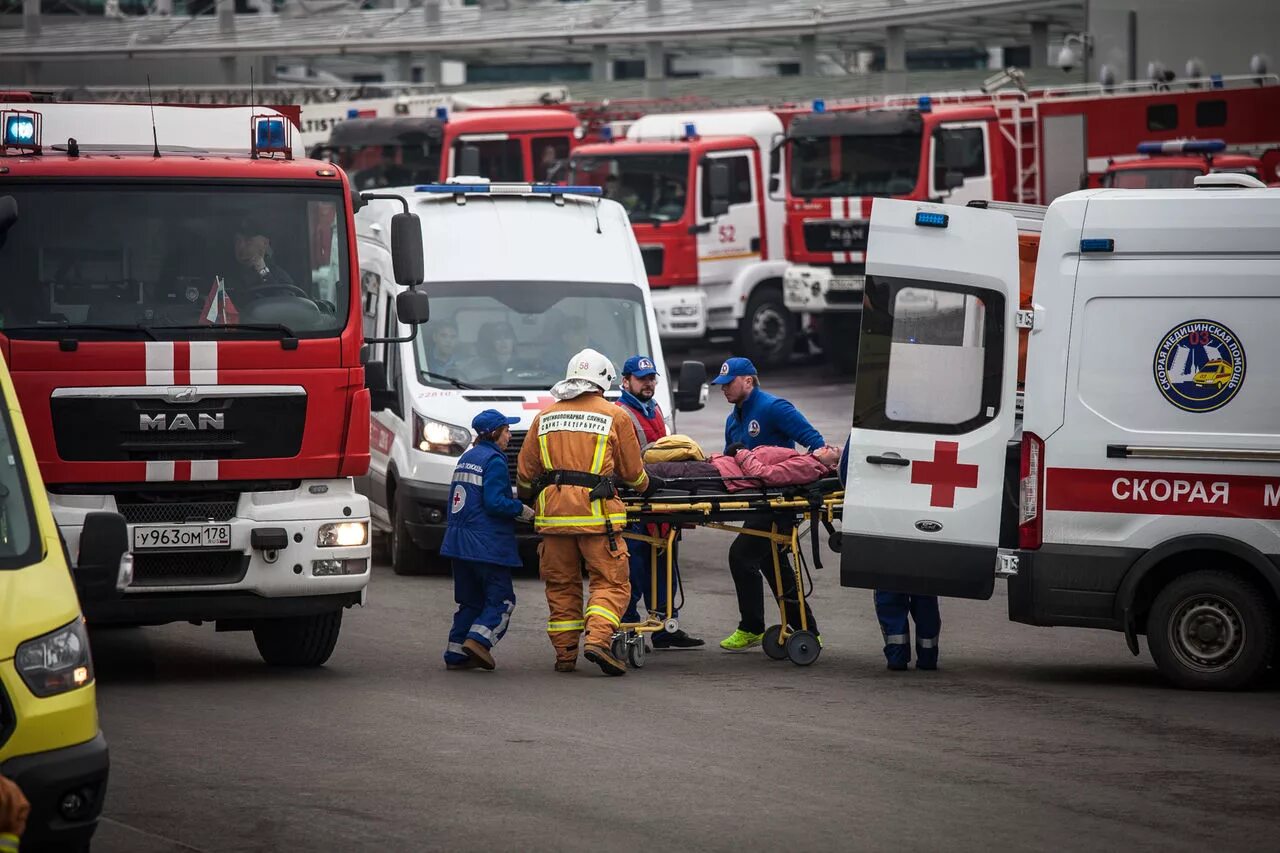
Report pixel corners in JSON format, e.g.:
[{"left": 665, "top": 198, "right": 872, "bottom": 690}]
[{"left": 840, "top": 198, "right": 1020, "bottom": 599}]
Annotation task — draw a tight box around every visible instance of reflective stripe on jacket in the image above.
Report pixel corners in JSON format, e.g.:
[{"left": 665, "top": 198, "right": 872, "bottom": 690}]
[
  {"left": 516, "top": 392, "right": 649, "bottom": 535},
  {"left": 440, "top": 440, "right": 525, "bottom": 567}
]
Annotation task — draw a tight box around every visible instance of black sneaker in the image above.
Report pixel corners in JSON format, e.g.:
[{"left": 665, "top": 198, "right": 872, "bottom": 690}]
[{"left": 653, "top": 629, "right": 706, "bottom": 649}]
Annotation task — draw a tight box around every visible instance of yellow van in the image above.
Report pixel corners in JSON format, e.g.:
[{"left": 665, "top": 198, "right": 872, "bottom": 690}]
[{"left": 0, "top": 350, "right": 110, "bottom": 852}]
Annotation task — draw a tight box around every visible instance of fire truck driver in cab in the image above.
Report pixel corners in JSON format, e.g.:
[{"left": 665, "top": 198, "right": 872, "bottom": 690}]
[{"left": 230, "top": 216, "right": 297, "bottom": 296}]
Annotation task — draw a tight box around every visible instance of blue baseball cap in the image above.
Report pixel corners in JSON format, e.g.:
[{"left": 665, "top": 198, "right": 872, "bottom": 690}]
[
  {"left": 622, "top": 355, "right": 659, "bottom": 378},
  {"left": 471, "top": 409, "right": 520, "bottom": 435},
  {"left": 711, "top": 356, "right": 758, "bottom": 385}
]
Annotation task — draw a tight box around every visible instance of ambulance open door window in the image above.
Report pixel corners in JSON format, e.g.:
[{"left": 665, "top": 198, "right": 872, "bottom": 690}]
[{"left": 853, "top": 276, "right": 1005, "bottom": 435}]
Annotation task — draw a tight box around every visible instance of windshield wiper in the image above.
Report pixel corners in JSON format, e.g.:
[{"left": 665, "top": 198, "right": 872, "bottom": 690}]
[
  {"left": 419, "top": 371, "right": 479, "bottom": 390},
  {"left": 142, "top": 322, "right": 299, "bottom": 338},
  {"left": 1, "top": 323, "right": 158, "bottom": 340}
]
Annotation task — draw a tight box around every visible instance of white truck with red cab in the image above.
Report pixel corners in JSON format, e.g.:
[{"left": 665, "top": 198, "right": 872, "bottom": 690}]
[{"left": 840, "top": 176, "right": 1280, "bottom": 689}]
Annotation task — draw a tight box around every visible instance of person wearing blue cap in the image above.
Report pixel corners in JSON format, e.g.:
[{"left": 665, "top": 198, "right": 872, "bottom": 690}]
[
  {"left": 617, "top": 355, "right": 705, "bottom": 649},
  {"left": 440, "top": 408, "right": 535, "bottom": 671},
  {"left": 712, "top": 357, "right": 828, "bottom": 651}
]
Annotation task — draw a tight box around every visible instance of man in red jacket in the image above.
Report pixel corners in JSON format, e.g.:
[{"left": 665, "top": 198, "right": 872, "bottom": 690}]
[{"left": 617, "top": 355, "right": 704, "bottom": 649}]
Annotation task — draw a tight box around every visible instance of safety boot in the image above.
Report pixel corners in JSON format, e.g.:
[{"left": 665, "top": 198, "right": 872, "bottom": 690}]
[
  {"left": 446, "top": 658, "right": 478, "bottom": 671},
  {"left": 554, "top": 660, "right": 577, "bottom": 673},
  {"left": 462, "top": 638, "right": 496, "bottom": 670},
  {"left": 583, "top": 643, "right": 627, "bottom": 676}
]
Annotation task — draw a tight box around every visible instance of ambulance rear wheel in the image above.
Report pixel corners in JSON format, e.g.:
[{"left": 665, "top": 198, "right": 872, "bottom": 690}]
[
  {"left": 1147, "top": 570, "right": 1275, "bottom": 690},
  {"left": 391, "top": 498, "right": 433, "bottom": 575},
  {"left": 253, "top": 610, "right": 343, "bottom": 667},
  {"left": 762, "top": 624, "right": 788, "bottom": 660},
  {"left": 785, "top": 630, "right": 821, "bottom": 666},
  {"left": 738, "top": 285, "right": 796, "bottom": 369}
]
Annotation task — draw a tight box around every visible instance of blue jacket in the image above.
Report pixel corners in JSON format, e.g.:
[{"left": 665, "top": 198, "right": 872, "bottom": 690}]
[
  {"left": 440, "top": 440, "right": 526, "bottom": 568},
  {"left": 724, "top": 387, "right": 825, "bottom": 453}
]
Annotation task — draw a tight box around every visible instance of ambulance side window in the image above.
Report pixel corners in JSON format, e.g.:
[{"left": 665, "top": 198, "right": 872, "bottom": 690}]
[{"left": 853, "top": 276, "right": 1005, "bottom": 434}]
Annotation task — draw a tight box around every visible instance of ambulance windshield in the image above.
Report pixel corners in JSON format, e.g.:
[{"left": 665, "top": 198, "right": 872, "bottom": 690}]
[
  {"left": 413, "top": 280, "right": 652, "bottom": 390},
  {"left": 789, "top": 132, "right": 922, "bottom": 198},
  {"left": 0, "top": 185, "right": 350, "bottom": 341},
  {"left": 0, "top": 389, "right": 37, "bottom": 570},
  {"left": 568, "top": 153, "right": 690, "bottom": 223}
]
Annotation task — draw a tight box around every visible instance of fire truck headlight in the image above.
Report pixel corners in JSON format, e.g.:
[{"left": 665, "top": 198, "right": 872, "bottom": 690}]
[{"left": 317, "top": 521, "right": 369, "bottom": 548}]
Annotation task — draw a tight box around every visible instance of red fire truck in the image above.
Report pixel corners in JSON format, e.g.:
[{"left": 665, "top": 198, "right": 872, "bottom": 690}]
[
  {"left": 781, "top": 74, "right": 1280, "bottom": 368},
  {"left": 317, "top": 106, "right": 582, "bottom": 190},
  {"left": 1101, "top": 138, "right": 1279, "bottom": 188},
  {"left": 0, "top": 100, "right": 426, "bottom": 666}
]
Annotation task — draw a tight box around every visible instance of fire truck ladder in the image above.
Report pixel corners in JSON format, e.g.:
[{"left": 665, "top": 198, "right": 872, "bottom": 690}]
[{"left": 996, "top": 101, "right": 1040, "bottom": 205}]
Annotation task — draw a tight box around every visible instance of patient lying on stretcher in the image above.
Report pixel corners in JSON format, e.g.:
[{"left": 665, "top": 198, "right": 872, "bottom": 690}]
[{"left": 642, "top": 441, "right": 843, "bottom": 493}]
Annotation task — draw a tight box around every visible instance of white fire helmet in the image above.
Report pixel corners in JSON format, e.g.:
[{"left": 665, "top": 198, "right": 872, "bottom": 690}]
[{"left": 565, "top": 348, "right": 616, "bottom": 392}]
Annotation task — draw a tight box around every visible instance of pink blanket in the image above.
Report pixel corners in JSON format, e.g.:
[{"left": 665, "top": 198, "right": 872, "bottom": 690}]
[{"left": 709, "top": 446, "right": 832, "bottom": 492}]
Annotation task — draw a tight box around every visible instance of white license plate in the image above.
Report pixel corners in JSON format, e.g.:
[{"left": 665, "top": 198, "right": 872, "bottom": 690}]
[
  {"left": 133, "top": 524, "right": 232, "bottom": 551},
  {"left": 828, "top": 276, "right": 865, "bottom": 291}
]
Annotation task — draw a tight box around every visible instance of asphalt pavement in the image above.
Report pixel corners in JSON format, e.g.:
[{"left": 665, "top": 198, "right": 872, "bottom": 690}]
[{"left": 87, "top": 364, "right": 1280, "bottom": 853}]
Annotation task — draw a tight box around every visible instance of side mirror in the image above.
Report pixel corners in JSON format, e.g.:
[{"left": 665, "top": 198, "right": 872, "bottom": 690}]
[
  {"left": 390, "top": 212, "right": 424, "bottom": 287},
  {"left": 943, "top": 169, "right": 965, "bottom": 191},
  {"left": 459, "top": 144, "right": 481, "bottom": 178},
  {"left": 396, "top": 289, "right": 430, "bottom": 326},
  {"left": 364, "top": 360, "right": 397, "bottom": 412},
  {"left": 673, "top": 359, "right": 709, "bottom": 412},
  {"left": 0, "top": 196, "right": 17, "bottom": 236},
  {"left": 75, "top": 511, "right": 131, "bottom": 600},
  {"left": 708, "top": 161, "right": 731, "bottom": 218}
]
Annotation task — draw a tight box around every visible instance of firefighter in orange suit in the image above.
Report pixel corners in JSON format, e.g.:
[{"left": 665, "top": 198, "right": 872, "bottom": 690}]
[{"left": 517, "top": 348, "right": 660, "bottom": 676}]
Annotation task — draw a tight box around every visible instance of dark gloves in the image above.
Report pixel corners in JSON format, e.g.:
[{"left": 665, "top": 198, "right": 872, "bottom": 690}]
[
  {"left": 641, "top": 474, "right": 666, "bottom": 497},
  {"left": 517, "top": 504, "right": 536, "bottom": 523},
  {"left": 725, "top": 442, "right": 747, "bottom": 456}
]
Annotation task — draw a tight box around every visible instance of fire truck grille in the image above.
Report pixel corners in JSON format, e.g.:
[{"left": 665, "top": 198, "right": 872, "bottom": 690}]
[
  {"left": 117, "top": 500, "right": 238, "bottom": 524},
  {"left": 803, "top": 219, "right": 869, "bottom": 253},
  {"left": 640, "top": 246, "right": 665, "bottom": 277},
  {"left": 131, "top": 552, "right": 250, "bottom": 587},
  {"left": 51, "top": 393, "right": 306, "bottom": 462},
  {"left": 504, "top": 431, "right": 527, "bottom": 482}
]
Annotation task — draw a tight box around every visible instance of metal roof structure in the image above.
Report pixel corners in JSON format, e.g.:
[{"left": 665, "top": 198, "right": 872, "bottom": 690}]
[{"left": 1, "top": 0, "right": 1084, "bottom": 65}]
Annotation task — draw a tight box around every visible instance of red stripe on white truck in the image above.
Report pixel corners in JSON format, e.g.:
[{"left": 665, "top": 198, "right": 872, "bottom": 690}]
[{"left": 1047, "top": 467, "right": 1280, "bottom": 520}]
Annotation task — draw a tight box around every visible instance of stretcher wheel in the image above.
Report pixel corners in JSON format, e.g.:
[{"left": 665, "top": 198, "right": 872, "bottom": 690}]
[
  {"left": 611, "top": 633, "right": 629, "bottom": 663},
  {"left": 627, "top": 637, "right": 647, "bottom": 669},
  {"left": 785, "top": 631, "right": 821, "bottom": 666},
  {"left": 663, "top": 618, "right": 680, "bottom": 634},
  {"left": 762, "top": 624, "right": 788, "bottom": 660}
]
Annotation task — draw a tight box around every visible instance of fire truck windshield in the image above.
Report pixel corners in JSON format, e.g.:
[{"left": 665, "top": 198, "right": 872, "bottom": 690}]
[
  {"left": 0, "top": 184, "right": 350, "bottom": 340},
  {"left": 414, "top": 280, "right": 653, "bottom": 390},
  {"left": 335, "top": 143, "right": 443, "bottom": 191},
  {"left": 568, "top": 153, "right": 690, "bottom": 223},
  {"left": 789, "top": 132, "right": 922, "bottom": 198}
]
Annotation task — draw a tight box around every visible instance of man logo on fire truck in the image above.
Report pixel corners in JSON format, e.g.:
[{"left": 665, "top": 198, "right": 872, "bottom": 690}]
[{"left": 1153, "top": 319, "right": 1246, "bottom": 412}]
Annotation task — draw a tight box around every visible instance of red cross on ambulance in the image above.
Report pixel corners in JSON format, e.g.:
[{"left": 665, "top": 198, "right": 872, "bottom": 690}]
[{"left": 911, "top": 441, "right": 980, "bottom": 508}]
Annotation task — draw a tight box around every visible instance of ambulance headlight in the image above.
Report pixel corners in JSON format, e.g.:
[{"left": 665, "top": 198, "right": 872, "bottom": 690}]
[
  {"left": 414, "top": 412, "right": 471, "bottom": 456},
  {"left": 317, "top": 521, "right": 369, "bottom": 548},
  {"left": 15, "top": 618, "right": 94, "bottom": 697}
]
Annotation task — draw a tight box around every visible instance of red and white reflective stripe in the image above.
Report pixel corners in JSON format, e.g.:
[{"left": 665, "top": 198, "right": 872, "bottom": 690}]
[
  {"left": 190, "top": 341, "right": 218, "bottom": 385},
  {"left": 1047, "top": 467, "right": 1280, "bottom": 520},
  {"left": 141, "top": 342, "right": 220, "bottom": 481},
  {"left": 145, "top": 342, "right": 175, "bottom": 386}
]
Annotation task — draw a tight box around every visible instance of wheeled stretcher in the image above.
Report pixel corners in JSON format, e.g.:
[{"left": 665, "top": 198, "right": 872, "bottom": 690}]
[{"left": 612, "top": 478, "right": 844, "bottom": 668}]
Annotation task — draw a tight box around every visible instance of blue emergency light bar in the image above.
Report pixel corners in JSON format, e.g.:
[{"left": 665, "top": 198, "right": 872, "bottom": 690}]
[
  {"left": 918, "top": 95, "right": 933, "bottom": 113},
  {"left": 2, "top": 110, "right": 39, "bottom": 152},
  {"left": 435, "top": 107, "right": 449, "bottom": 122},
  {"left": 1136, "top": 138, "right": 1226, "bottom": 155},
  {"left": 414, "top": 183, "right": 604, "bottom": 196},
  {"left": 1080, "top": 238, "right": 1115, "bottom": 253},
  {"left": 683, "top": 122, "right": 697, "bottom": 139},
  {"left": 600, "top": 126, "right": 614, "bottom": 142},
  {"left": 915, "top": 211, "right": 948, "bottom": 228},
  {"left": 813, "top": 99, "right": 826, "bottom": 114}
]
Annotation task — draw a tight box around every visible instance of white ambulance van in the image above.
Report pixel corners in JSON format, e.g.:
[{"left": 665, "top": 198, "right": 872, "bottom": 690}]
[
  {"left": 840, "top": 176, "right": 1280, "bottom": 689},
  {"left": 356, "top": 182, "right": 709, "bottom": 573}
]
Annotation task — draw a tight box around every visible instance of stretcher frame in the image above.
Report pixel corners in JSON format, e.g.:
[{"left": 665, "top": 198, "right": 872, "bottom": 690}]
[{"left": 614, "top": 482, "right": 844, "bottom": 668}]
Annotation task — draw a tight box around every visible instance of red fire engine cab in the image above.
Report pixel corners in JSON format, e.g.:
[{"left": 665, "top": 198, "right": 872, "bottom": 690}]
[
  {"left": 781, "top": 75, "right": 1280, "bottom": 369},
  {"left": 1101, "top": 138, "right": 1277, "bottom": 188},
  {"left": 0, "top": 100, "right": 426, "bottom": 666},
  {"left": 317, "top": 106, "right": 582, "bottom": 190}
]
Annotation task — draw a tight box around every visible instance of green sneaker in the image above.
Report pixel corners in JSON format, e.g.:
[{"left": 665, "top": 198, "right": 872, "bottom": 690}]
[{"left": 720, "top": 629, "right": 765, "bottom": 651}]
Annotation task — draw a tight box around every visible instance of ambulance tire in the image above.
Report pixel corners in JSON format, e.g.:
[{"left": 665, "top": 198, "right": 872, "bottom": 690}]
[
  {"left": 738, "top": 285, "right": 796, "bottom": 370},
  {"left": 1147, "top": 570, "right": 1275, "bottom": 690},
  {"left": 253, "top": 610, "right": 342, "bottom": 667},
  {"left": 391, "top": 498, "right": 438, "bottom": 575}
]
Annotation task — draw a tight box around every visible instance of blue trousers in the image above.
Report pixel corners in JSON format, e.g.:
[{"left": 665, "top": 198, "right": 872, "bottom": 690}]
[
  {"left": 444, "top": 559, "right": 516, "bottom": 664},
  {"left": 622, "top": 526, "right": 680, "bottom": 624},
  {"left": 874, "top": 591, "right": 941, "bottom": 669}
]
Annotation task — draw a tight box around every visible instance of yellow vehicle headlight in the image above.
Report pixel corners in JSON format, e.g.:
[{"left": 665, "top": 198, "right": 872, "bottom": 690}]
[
  {"left": 15, "top": 618, "right": 94, "bottom": 697},
  {"left": 317, "top": 521, "right": 369, "bottom": 548}
]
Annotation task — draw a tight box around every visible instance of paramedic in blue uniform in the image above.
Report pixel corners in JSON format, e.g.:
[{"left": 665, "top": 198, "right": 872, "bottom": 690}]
[
  {"left": 839, "top": 444, "right": 940, "bottom": 670},
  {"left": 617, "top": 355, "right": 704, "bottom": 649},
  {"left": 441, "top": 409, "right": 536, "bottom": 671},
  {"left": 714, "top": 357, "right": 829, "bottom": 651}
]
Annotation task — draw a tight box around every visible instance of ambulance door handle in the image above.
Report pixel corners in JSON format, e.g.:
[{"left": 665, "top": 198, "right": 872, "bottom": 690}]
[{"left": 866, "top": 454, "right": 910, "bottom": 467}]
